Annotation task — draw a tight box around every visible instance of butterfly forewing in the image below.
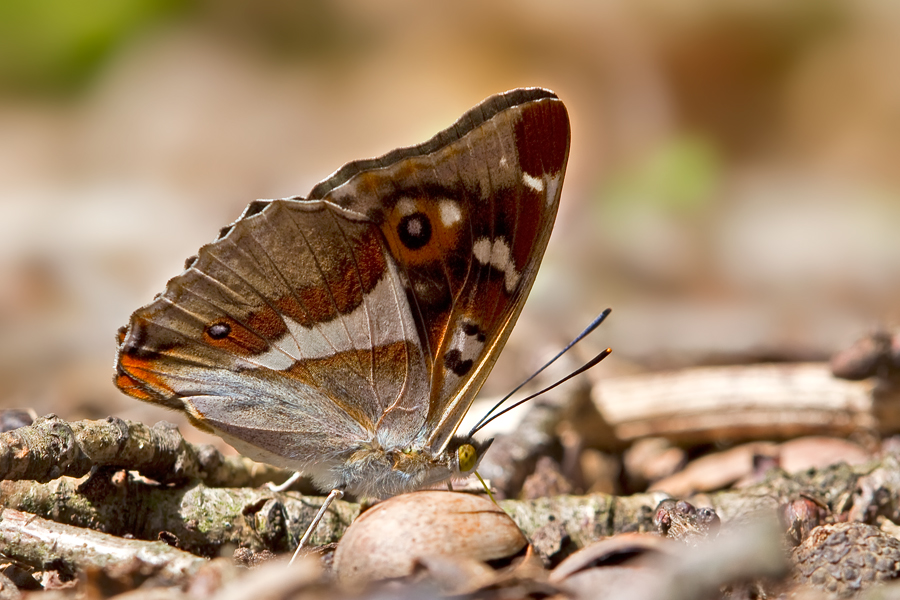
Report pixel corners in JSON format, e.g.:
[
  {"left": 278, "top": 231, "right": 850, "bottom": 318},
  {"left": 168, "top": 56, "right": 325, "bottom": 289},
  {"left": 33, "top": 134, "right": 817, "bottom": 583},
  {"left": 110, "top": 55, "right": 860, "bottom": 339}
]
[
  {"left": 312, "top": 89, "right": 570, "bottom": 452},
  {"left": 115, "top": 87, "right": 569, "bottom": 481}
]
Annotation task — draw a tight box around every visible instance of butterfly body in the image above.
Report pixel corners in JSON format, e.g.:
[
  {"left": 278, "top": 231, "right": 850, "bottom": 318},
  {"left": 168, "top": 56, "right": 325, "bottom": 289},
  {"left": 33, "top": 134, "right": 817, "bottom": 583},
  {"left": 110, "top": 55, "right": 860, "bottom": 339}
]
[{"left": 115, "top": 88, "right": 570, "bottom": 498}]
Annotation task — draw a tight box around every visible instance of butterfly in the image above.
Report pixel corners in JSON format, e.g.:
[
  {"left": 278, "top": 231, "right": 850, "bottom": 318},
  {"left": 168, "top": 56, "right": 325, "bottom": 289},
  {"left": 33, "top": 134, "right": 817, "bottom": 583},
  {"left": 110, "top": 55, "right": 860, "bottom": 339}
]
[{"left": 114, "top": 87, "right": 570, "bottom": 512}]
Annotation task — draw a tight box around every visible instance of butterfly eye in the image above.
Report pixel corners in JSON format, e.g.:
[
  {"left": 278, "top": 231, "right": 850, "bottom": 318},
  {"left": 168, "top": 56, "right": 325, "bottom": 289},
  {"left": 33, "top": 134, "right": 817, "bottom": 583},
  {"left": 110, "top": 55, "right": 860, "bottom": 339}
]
[
  {"left": 457, "top": 443, "right": 477, "bottom": 472},
  {"left": 206, "top": 322, "right": 231, "bottom": 340}
]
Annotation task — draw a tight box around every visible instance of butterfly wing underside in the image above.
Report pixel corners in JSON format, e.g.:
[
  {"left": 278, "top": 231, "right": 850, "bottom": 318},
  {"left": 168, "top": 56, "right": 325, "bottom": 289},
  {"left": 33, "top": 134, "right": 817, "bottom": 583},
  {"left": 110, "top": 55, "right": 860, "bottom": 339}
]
[
  {"left": 115, "top": 88, "right": 570, "bottom": 473},
  {"left": 307, "top": 88, "right": 570, "bottom": 453},
  {"left": 115, "top": 199, "right": 432, "bottom": 472}
]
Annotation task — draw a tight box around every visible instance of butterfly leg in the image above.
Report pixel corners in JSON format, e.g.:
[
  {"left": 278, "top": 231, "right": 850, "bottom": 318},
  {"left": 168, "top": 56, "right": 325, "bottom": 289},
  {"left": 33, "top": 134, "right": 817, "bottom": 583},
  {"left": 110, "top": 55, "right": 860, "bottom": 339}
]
[
  {"left": 268, "top": 471, "right": 303, "bottom": 492},
  {"left": 289, "top": 488, "right": 344, "bottom": 565}
]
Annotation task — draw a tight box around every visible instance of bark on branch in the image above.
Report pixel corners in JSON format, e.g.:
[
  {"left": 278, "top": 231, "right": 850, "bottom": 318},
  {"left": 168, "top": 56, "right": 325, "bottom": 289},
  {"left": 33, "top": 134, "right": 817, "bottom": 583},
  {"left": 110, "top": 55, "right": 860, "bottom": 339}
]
[
  {"left": 0, "top": 474, "right": 359, "bottom": 557},
  {"left": 0, "top": 415, "right": 292, "bottom": 487},
  {"left": 0, "top": 508, "right": 205, "bottom": 582},
  {"left": 2, "top": 455, "right": 894, "bottom": 558},
  {"left": 592, "top": 362, "right": 900, "bottom": 445}
]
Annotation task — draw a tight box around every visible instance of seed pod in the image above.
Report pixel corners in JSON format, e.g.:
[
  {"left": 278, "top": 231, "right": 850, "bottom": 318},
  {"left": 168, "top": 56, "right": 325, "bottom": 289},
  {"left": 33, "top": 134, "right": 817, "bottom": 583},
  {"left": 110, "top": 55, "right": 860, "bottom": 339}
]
[
  {"left": 793, "top": 522, "right": 900, "bottom": 596},
  {"left": 333, "top": 491, "right": 526, "bottom": 586}
]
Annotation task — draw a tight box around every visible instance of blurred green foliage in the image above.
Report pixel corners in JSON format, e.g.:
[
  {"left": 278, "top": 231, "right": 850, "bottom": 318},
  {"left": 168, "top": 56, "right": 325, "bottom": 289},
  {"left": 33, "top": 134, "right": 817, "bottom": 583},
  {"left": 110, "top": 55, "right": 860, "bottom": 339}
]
[
  {"left": 0, "top": 0, "right": 189, "bottom": 95},
  {"left": 601, "top": 136, "right": 722, "bottom": 220}
]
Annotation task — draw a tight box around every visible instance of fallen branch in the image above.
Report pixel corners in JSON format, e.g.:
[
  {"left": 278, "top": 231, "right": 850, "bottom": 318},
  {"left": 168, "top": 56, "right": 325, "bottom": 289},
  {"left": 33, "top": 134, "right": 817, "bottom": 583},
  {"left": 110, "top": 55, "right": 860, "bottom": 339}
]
[
  {"left": 0, "top": 508, "right": 205, "bottom": 582},
  {"left": 0, "top": 475, "right": 358, "bottom": 557},
  {"left": 0, "top": 415, "right": 292, "bottom": 487},
  {"left": 592, "top": 362, "right": 900, "bottom": 444}
]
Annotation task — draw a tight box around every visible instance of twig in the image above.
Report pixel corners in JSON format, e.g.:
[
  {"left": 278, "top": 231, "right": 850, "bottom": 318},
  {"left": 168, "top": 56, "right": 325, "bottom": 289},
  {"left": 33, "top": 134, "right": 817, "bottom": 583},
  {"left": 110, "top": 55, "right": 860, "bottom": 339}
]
[
  {"left": 593, "top": 362, "right": 898, "bottom": 444},
  {"left": 0, "top": 508, "right": 205, "bottom": 582},
  {"left": 0, "top": 415, "right": 292, "bottom": 487},
  {"left": 0, "top": 476, "right": 358, "bottom": 557}
]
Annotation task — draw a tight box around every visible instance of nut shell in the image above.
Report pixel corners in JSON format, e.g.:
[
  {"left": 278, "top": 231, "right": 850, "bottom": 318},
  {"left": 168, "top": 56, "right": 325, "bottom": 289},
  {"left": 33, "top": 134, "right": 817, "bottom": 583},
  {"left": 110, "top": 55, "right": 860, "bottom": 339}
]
[{"left": 333, "top": 491, "right": 526, "bottom": 586}]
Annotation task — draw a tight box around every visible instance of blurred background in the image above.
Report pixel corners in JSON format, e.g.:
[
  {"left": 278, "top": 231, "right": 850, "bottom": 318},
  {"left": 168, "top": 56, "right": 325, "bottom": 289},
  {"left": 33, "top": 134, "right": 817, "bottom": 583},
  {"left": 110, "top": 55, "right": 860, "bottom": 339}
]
[{"left": 1, "top": 0, "right": 899, "bottom": 445}]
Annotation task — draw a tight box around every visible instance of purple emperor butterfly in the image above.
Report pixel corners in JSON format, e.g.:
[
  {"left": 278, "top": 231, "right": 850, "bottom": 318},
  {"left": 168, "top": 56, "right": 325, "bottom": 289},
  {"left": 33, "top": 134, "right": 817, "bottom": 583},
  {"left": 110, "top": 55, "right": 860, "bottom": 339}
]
[{"left": 115, "top": 88, "right": 569, "bottom": 509}]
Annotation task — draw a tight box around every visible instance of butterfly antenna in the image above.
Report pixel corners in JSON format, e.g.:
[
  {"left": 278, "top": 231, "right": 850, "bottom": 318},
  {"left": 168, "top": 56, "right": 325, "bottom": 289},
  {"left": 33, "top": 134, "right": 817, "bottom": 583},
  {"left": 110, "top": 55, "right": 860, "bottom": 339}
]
[
  {"left": 471, "top": 347, "right": 611, "bottom": 435},
  {"left": 467, "top": 308, "right": 612, "bottom": 437}
]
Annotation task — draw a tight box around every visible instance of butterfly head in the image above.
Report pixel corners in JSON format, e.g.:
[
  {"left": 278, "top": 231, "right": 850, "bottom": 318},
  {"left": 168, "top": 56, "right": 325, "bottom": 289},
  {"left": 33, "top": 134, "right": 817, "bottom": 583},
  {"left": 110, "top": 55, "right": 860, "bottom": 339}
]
[{"left": 446, "top": 436, "right": 494, "bottom": 478}]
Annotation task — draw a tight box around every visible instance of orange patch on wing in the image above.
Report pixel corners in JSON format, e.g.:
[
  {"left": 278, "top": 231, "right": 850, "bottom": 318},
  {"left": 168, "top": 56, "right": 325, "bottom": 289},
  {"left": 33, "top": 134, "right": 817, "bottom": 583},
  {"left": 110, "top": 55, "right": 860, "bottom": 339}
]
[
  {"left": 269, "top": 225, "right": 386, "bottom": 326},
  {"left": 246, "top": 304, "right": 288, "bottom": 340},
  {"left": 354, "top": 171, "right": 382, "bottom": 196},
  {"left": 274, "top": 294, "right": 312, "bottom": 327},
  {"left": 117, "top": 353, "right": 174, "bottom": 400},
  {"left": 372, "top": 338, "right": 409, "bottom": 364},
  {"left": 297, "top": 286, "right": 338, "bottom": 323},
  {"left": 317, "top": 226, "right": 386, "bottom": 315},
  {"left": 382, "top": 199, "right": 463, "bottom": 267},
  {"left": 114, "top": 372, "right": 155, "bottom": 402}
]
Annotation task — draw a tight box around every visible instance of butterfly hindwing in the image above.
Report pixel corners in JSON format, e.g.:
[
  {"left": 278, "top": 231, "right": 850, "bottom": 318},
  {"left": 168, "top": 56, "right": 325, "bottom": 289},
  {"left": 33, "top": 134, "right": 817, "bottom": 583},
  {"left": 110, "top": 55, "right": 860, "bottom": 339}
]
[{"left": 116, "top": 200, "right": 430, "bottom": 469}]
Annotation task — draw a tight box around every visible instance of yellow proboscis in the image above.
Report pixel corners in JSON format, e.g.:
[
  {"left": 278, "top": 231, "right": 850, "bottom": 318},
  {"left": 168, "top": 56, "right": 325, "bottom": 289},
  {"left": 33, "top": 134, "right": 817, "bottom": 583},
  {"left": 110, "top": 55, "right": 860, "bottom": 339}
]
[{"left": 475, "top": 470, "right": 497, "bottom": 505}]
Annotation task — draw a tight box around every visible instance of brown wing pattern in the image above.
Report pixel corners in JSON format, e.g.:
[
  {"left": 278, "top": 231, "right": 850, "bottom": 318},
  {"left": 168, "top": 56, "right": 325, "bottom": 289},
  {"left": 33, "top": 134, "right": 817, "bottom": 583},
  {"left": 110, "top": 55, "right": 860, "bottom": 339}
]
[
  {"left": 115, "top": 87, "right": 569, "bottom": 470},
  {"left": 310, "top": 88, "right": 570, "bottom": 452},
  {"left": 115, "top": 200, "right": 430, "bottom": 468}
]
